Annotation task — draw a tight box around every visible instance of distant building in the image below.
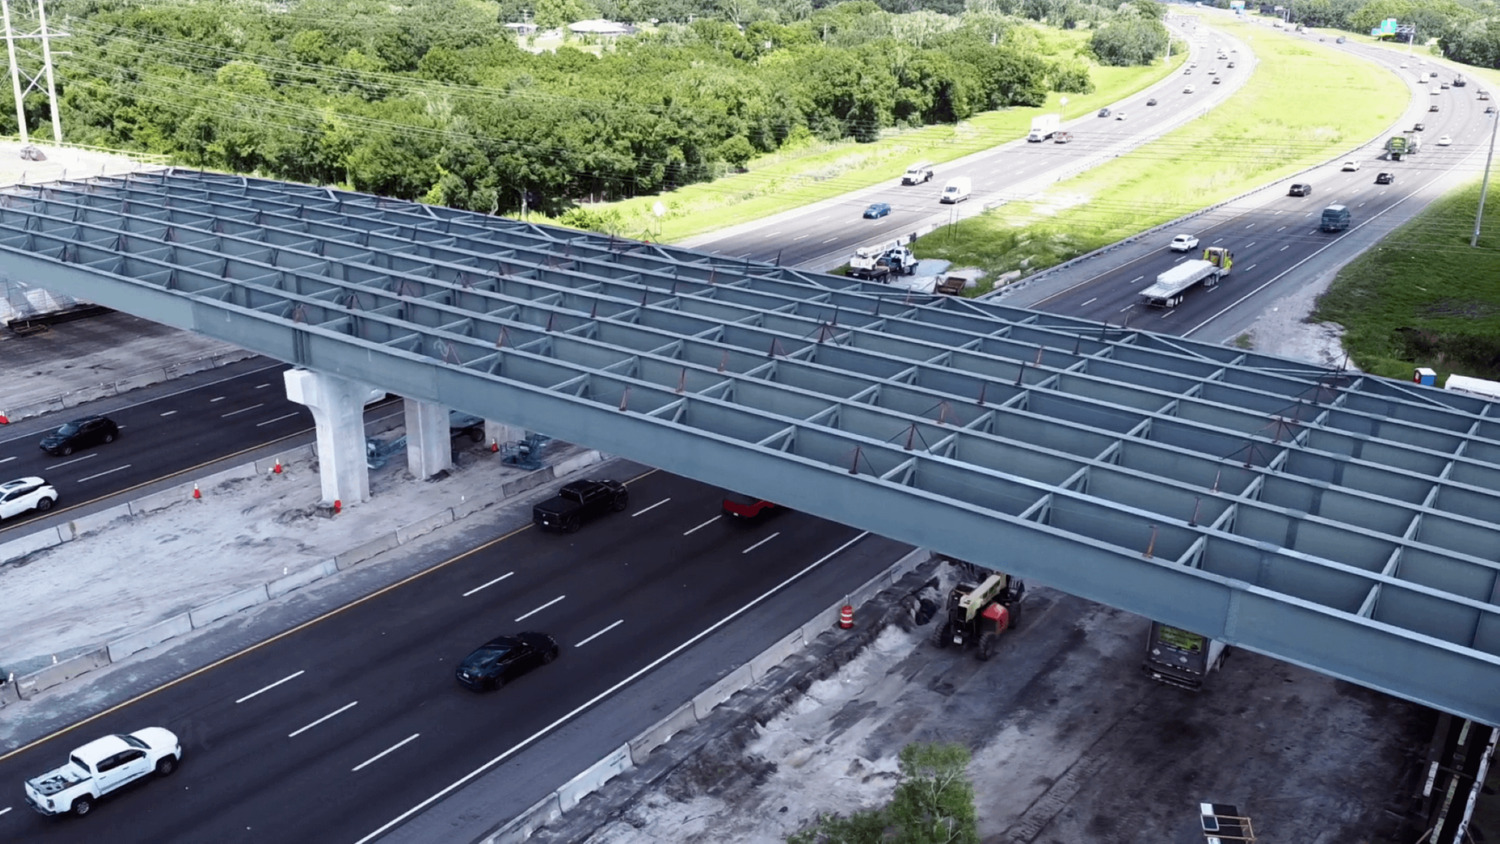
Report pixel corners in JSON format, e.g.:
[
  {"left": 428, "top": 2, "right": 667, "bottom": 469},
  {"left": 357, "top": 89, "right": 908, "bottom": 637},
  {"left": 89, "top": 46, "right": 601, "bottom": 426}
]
[
  {"left": 567, "top": 19, "right": 634, "bottom": 37},
  {"left": 504, "top": 22, "right": 537, "bottom": 35}
]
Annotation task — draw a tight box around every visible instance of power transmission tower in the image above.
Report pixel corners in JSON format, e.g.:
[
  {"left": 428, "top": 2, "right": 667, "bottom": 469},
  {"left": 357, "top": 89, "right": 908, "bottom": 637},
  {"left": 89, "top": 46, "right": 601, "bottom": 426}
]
[{"left": 2, "top": 0, "right": 65, "bottom": 145}]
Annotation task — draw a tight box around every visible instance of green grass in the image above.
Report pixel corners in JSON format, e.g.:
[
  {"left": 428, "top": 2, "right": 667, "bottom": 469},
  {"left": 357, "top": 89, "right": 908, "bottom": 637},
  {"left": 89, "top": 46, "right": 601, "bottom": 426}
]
[
  {"left": 552, "top": 25, "right": 1182, "bottom": 242},
  {"left": 915, "top": 16, "right": 1409, "bottom": 294},
  {"left": 1313, "top": 179, "right": 1500, "bottom": 381}
]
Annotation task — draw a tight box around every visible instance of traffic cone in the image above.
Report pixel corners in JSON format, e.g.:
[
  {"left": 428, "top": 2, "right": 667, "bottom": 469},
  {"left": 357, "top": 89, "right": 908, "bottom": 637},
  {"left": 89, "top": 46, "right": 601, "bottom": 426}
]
[
  {"left": 490, "top": 440, "right": 499, "bottom": 453},
  {"left": 0, "top": 412, "right": 9, "bottom": 424},
  {"left": 192, "top": 484, "right": 201, "bottom": 500},
  {"left": 333, "top": 499, "right": 342, "bottom": 514},
  {"left": 839, "top": 605, "right": 854, "bottom": 629},
  {"left": 273, "top": 459, "right": 282, "bottom": 474}
]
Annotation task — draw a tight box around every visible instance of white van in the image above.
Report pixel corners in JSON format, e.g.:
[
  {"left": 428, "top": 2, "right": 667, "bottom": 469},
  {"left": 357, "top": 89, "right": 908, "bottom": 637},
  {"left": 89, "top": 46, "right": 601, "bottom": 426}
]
[{"left": 940, "top": 177, "right": 971, "bottom": 204}]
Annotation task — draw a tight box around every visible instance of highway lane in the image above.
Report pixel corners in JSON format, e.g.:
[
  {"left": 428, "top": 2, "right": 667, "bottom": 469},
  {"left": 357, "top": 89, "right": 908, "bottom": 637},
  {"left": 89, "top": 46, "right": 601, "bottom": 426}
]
[
  {"left": 1017, "top": 44, "right": 1492, "bottom": 336},
  {"left": 686, "top": 18, "right": 1246, "bottom": 269},
  {"left": 0, "top": 469, "right": 906, "bottom": 842},
  {"left": 0, "top": 360, "right": 314, "bottom": 531}
]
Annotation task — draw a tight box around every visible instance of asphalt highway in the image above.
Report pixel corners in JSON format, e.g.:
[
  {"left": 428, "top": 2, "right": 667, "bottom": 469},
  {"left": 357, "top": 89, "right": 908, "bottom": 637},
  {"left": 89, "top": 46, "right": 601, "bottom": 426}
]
[
  {"left": 1022, "top": 42, "right": 1493, "bottom": 337},
  {"left": 0, "top": 469, "right": 907, "bottom": 842},
  {"left": 686, "top": 18, "right": 1246, "bottom": 269}
]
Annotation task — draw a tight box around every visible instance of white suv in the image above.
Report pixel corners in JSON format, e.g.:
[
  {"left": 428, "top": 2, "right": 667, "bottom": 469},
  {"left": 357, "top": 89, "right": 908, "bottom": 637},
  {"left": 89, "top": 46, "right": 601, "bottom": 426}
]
[
  {"left": 0, "top": 477, "right": 57, "bottom": 520},
  {"left": 1169, "top": 234, "right": 1200, "bottom": 252}
]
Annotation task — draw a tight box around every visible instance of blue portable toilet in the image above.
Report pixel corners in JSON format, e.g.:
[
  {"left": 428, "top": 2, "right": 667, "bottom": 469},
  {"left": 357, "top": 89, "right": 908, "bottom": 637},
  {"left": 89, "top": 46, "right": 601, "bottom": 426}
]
[{"left": 1414, "top": 367, "right": 1437, "bottom": 386}]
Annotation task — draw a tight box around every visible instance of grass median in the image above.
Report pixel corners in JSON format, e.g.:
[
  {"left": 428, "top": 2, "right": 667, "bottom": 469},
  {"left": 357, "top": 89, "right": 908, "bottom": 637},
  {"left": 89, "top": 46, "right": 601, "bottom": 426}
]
[
  {"left": 915, "top": 16, "right": 1409, "bottom": 294},
  {"left": 558, "top": 26, "right": 1182, "bottom": 243},
  {"left": 1313, "top": 179, "right": 1500, "bottom": 381}
]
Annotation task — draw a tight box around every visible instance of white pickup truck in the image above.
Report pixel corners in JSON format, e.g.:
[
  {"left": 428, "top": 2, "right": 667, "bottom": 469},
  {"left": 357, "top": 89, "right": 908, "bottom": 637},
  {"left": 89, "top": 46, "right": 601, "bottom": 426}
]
[{"left": 24, "top": 727, "right": 181, "bottom": 817}]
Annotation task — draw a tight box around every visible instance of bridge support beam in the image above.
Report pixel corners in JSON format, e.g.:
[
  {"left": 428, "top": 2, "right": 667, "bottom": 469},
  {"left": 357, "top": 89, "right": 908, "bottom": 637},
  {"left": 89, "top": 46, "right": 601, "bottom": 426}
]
[
  {"left": 283, "top": 368, "right": 372, "bottom": 507},
  {"left": 404, "top": 398, "right": 452, "bottom": 479}
]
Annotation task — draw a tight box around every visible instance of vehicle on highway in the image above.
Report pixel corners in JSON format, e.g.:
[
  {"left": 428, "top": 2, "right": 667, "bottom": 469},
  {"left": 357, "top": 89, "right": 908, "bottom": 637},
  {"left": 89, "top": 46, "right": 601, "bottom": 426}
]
[
  {"left": 0, "top": 476, "right": 57, "bottom": 519},
  {"left": 24, "top": 727, "right": 181, "bottom": 817},
  {"left": 1375, "top": 172, "right": 1394, "bottom": 185},
  {"left": 863, "top": 202, "right": 891, "bottom": 219},
  {"left": 1140, "top": 251, "right": 1232, "bottom": 309},
  {"left": 1481, "top": 90, "right": 1491, "bottom": 101},
  {"left": 1097, "top": 107, "right": 1111, "bottom": 117},
  {"left": 1183, "top": 85, "right": 1195, "bottom": 94},
  {"left": 723, "top": 492, "right": 779, "bottom": 520},
  {"left": 1053, "top": 131, "right": 1072, "bottom": 144},
  {"left": 1288, "top": 183, "right": 1313, "bottom": 197},
  {"left": 1431, "top": 71, "right": 1440, "bottom": 78},
  {"left": 901, "top": 162, "right": 934, "bottom": 185},
  {"left": 939, "top": 177, "right": 971, "bottom": 204},
  {"left": 1415, "top": 122, "right": 1426, "bottom": 132},
  {"left": 1488, "top": 105, "right": 1497, "bottom": 114},
  {"left": 1455, "top": 77, "right": 1467, "bottom": 88},
  {"left": 1338, "top": 36, "right": 1347, "bottom": 43},
  {"left": 1213, "top": 77, "right": 1222, "bottom": 85},
  {"left": 1168, "top": 234, "right": 1199, "bottom": 252},
  {"left": 1147, "top": 98, "right": 1158, "bottom": 107},
  {"left": 455, "top": 633, "right": 558, "bottom": 691},
  {"left": 1341, "top": 160, "right": 1361, "bottom": 171},
  {"left": 1438, "top": 135, "right": 1453, "bottom": 146},
  {"left": 1430, "top": 103, "right": 1440, "bottom": 112},
  {"left": 1027, "top": 114, "right": 1060, "bottom": 142},
  {"left": 1228, "top": 61, "right": 1236, "bottom": 68},
  {"left": 1114, "top": 111, "right": 1127, "bottom": 120},
  {"left": 532, "top": 478, "right": 628, "bottom": 533},
  {"left": 39, "top": 414, "right": 119, "bottom": 456},
  {"left": 1320, "top": 205, "right": 1351, "bottom": 232},
  {"left": 1441, "top": 83, "right": 1451, "bottom": 90}
]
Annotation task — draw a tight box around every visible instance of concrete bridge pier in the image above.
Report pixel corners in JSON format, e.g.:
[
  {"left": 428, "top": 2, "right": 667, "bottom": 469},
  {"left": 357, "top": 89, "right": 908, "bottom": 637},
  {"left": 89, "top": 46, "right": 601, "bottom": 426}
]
[
  {"left": 283, "top": 368, "right": 373, "bottom": 508},
  {"left": 403, "top": 399, "right": 452, "bottom": 479}
]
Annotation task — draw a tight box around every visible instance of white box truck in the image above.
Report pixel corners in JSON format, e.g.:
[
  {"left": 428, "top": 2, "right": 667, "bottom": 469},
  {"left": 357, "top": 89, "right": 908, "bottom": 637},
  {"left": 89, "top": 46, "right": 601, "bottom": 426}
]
[
  {"left": 1027, "top": 114, "right": 1060, "bottom": 142},
  {"left": 939, "top": 177, "right": 971, "bottom": 204}
]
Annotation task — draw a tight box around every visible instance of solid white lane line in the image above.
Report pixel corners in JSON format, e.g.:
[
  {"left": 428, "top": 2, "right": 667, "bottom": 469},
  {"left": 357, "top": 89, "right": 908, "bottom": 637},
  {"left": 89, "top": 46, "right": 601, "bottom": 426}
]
[
  {"left": 289, "top": 701, "right": 358, "bottom": 738},
  {"left": 256, "top": 412, "right": 300, "bottom": 427},
  {"left": 0, "top": 456, "right": 13, "bottom": 465},
  {"left": 684, "top": 516, "right": 721, "bottom": 536},
  {"left": 633, "top": 498, "right": 671, "bottom": 517},
  {"left": 52, "top": 454, "right": 96, "bottom": 468},
  {"left": 742, "top": 531, "right": 781, "bottom": 554},
  {"left": 0, "top": 807, "right": 11, "bottom": 817},
  {"left": 221, "top": 403, "right": 266, "bottom": 418},
  {"left": 78, "top": 465, "right": 131, "bottom": 483},
  {"left": 352, "top": 734, "right": 420, "bottom": 772},
  {"left": 516, "top": 595, "right": 565, "bottom": 622},
  {"left": 354, "top": 530, "right": 874, "bottom": 844},
  {"left": 575, "top": 620, "right": 624, "bottom": 648},
  {"left": 236, "top": 670, "right": 305, "bottom": 704},
  {"left": 462, "top": 571, "right": 514, "bottom": 598},
  {"left": 160, "top": 410, "right": 178, "bottom": 417}
]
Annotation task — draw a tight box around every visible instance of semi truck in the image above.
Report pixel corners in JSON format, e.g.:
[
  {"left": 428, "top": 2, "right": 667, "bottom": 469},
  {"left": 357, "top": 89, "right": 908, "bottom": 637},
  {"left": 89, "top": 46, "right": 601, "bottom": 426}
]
[
  {"left": 1143, "top": 622, "right": 1228, "bottom": 690},
  {"left": 1138, "top": 247, "right": 1233, "bottom": 308},
  {"left": 1386, "top": 135, "right": 1408, "bottom": 160},
  {"left": 1027, "top": 114, "right": 1060, "bottom": 142}
]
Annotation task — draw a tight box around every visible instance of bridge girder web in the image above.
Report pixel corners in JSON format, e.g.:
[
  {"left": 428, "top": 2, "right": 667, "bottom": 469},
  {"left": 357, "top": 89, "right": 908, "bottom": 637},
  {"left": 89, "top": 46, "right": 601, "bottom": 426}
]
[{"left": 4, "top": 169, "right": 1500, "bottom": 722}]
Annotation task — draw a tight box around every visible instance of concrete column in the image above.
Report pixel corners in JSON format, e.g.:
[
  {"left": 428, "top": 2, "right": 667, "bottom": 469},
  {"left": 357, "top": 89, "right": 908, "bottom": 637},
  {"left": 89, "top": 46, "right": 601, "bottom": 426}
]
[
  {"left": 404, "top": 399, "right": 452, "bottom": 479},
  {"left": 283, "top": 369, "right": 372, "bottom": 507},
  {"left": 485, "top": 419, "right": 526, "bottom": 449}
]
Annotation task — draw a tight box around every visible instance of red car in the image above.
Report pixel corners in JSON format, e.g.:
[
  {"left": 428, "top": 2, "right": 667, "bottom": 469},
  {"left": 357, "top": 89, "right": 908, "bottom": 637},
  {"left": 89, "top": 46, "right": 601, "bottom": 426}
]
[{"left": 722, "top": 492, "right": 778, "bottom": 520}]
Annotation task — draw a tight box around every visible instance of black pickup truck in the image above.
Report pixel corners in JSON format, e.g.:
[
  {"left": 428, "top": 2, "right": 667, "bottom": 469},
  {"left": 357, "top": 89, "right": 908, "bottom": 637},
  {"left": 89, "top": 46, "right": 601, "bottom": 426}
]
[{"left": 532, "top": 479, "right": 629, "bottom": 532}]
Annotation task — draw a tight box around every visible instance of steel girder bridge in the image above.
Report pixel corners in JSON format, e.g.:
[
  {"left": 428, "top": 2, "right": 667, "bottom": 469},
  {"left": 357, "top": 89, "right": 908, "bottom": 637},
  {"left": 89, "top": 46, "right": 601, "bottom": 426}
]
[{"left": 3, "top": 169, "right": 1499, "bottom": 723}]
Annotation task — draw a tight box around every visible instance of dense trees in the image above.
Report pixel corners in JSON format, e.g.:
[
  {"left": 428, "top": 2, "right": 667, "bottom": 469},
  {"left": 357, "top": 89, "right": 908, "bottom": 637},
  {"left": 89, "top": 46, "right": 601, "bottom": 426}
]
[{"left": 33, "top": 0, "right": 1135, "bottom": 217}]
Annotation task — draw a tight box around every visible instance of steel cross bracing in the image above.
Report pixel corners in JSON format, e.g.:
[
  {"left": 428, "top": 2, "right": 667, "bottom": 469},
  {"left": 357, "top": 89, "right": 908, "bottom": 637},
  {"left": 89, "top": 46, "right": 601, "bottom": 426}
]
[{"left": 3, "top": 169, "right": 1500, "bottom": 722}]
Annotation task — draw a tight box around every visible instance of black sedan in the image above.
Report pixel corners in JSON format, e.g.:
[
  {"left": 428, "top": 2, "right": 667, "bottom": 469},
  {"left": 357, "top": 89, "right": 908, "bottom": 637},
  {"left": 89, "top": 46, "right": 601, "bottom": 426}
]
[
  {"left": 863, "top": 202, "right": 891, "bottom": 219},
  {"left": 455, "top": 632, "right": 558, "bottom": 691},
  {"left": 39, "top": 414, "right": 119, "bottom": 456},
  {"left": 1375, "top": 172, "right": 1394, "bottom": 185}
]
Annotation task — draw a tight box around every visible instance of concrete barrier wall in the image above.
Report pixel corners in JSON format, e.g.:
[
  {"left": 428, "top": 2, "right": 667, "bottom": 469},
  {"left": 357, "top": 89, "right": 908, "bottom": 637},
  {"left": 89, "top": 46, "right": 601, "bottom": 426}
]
[
  {"left": 691, "top": 663, "right": 753, "bottom": 721},
  {"left": 0, "top": 680, "right": 20, "bottom": 707},
  {"left": 801, "top": 603, "right": 843, "bottom": 645},
  {"left": 64, "top": 503, "right": 132, "bottom": 541},
  {"left": 335, "top": 532, "right": 399, "bottom": 570},
  {"left": 130, "top": 485, "right": 196, "bottom": 516},
  {"left": 18, "top": 647, "right": 110, "bottom": 697},
  {"left": 107, "top": 612, "right": 193, "bottom": 662},
  {"left": 253, "top": 444, "right": 315, "bottom": 475},
  {"left": 551, "top": 450, "right": 603, "bottom": 478},
  {"left": 190, "top": 585, "right": 269, "bottom": 628},
  {"left": 451, "top": 494, "right": 491, "bottom": 520},
  {"left": 2, "top": 350, "right": 257, "bottom": 424},
  {"left": 501, "top": 467, "right": 553, "bottom": 497},
  {"left": 267, "top": 559, "right": 338, "bottom": 599},
  {"left": 396, "top": 508, "right": 454, "bottom": 545},
  {"left": 0, "top": 525, "right": 65, "bottom": 565},
  {"left": 556, "top": 743, "right": 632, "bottom": 812},
  {"left": 482, "top": 794, "right": 563, "bottom": 844},
  {"left": 750, "top": 630, "right": 805, "bottom": 682},
  {"left": 628, "top": 702, "right": 698, "bottom": 766}
]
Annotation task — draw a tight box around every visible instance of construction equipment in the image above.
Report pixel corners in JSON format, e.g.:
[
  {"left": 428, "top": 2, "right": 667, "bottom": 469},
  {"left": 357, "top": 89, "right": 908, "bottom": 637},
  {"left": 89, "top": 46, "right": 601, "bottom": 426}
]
[{"left": 931, "top": 572, "right": 1025, "bottom": 660}]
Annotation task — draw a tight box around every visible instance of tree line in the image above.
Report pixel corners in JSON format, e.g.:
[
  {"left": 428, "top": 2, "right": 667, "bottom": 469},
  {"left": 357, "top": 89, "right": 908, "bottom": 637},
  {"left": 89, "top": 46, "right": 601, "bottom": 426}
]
[
  {"left": 23, "top": 0, "right": 1168, "bottom": 217},
  {"left": 1213, "top": 0, "right": 1500, "bottom": 70}
]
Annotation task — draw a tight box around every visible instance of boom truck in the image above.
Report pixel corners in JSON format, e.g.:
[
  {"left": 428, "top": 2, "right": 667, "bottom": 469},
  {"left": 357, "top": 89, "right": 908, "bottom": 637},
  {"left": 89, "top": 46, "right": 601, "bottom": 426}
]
[
  {"left": 1027, "top": 114, "right": 1060, "bottom": 142},
  {"left": 848, "top": 243, "right": 916, "bottom": 281},
  {"left": 931, "top": 572, "right": 1026, "bottom": 661},
  {"left": 1138, "top": 246, "right": 1233, "bottom": 308}
]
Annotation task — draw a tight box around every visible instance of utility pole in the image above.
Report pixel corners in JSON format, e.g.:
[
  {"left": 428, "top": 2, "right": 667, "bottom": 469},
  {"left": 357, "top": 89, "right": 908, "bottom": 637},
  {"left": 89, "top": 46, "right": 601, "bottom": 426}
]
[
  {"left": 1, "top": 0, "right": 65, "bottom": 145},
  {"left": 1472, "top": 107, "right": 1500, "bottom": 248}
]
